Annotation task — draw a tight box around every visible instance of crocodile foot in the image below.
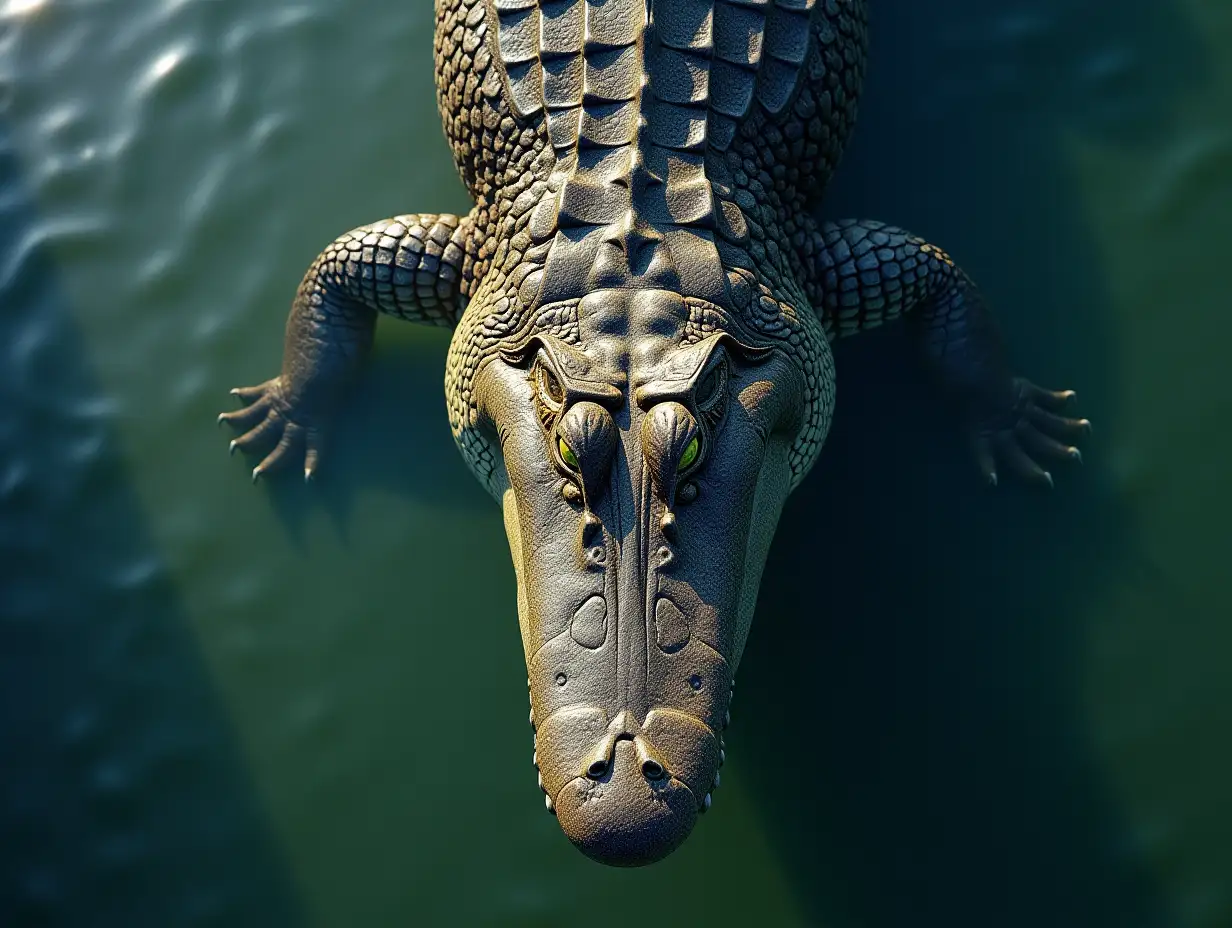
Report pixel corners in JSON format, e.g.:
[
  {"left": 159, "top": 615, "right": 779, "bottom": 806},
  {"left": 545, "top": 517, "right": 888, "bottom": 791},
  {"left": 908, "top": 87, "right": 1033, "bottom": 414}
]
[
  {"left": 218, "top": 378, "right": 324, "bottom": 483},
  {"left": 971, "top": 377, "right": 1091, "bottom": 488}
]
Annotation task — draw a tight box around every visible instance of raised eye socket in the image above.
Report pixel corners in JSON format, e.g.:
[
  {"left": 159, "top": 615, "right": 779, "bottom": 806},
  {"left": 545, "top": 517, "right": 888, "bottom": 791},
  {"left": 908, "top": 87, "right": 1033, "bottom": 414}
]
[
  {"left": 695, "top": 359, "right": 727, "bottom": 411},
  {"left": 678, "top": 435, "right": 700, "bottom": 472},
  {"left": 536, "top": 363, "right": 565, "bottom": 410},
  {"left": 558, "top": 436, "right": 579, "bottom": 469}
]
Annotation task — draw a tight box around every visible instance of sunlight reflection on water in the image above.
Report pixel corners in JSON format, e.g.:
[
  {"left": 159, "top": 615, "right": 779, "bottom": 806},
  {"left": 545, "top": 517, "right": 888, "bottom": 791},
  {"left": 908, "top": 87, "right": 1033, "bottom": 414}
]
[{"left": 1, "top": 0, "right": 1230, "bottom": 925}]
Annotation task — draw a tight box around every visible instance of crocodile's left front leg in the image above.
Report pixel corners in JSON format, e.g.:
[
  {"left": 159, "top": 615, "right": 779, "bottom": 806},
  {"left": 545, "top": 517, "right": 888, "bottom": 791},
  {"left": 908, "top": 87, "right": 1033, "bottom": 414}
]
[
  {"left": 805, "top": 218, "right": 1091, "bottom": 486},
  {"left": 219, "top": 211, "right": 476, "bottom": 481}
]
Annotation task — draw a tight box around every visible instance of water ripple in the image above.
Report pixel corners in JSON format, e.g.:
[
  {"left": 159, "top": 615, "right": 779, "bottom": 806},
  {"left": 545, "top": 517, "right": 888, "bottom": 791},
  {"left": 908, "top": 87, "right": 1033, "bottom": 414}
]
[{"left": 2, "top": 0, "right": 1222, "bottom": 924}]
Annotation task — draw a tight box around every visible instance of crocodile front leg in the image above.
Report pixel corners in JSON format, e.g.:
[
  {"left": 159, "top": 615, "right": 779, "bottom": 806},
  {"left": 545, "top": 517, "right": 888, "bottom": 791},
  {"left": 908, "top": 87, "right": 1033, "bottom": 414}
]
[
  {"left": 219, "top": 212, "right": 476, "bottom": 481},
  {"left": 806, "top": 219, "right": 1091, "bottom": 486}
]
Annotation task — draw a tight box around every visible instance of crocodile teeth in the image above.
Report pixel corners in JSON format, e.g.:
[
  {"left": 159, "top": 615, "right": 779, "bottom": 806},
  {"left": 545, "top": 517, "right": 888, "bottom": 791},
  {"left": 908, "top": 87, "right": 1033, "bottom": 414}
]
[
  {"left": 537, "top": 771, "right": 544, "bottom": 791},
  {"left": 703, "top": 793, "right": 712, "bottom": 812},
  {"left": 545, "top": 795, "right": 556, "bottom": 815}
]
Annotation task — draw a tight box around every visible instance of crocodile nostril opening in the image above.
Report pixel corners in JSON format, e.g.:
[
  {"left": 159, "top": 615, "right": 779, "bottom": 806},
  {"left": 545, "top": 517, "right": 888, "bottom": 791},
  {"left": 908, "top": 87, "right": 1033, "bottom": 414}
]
[
  {"left": 587, "top": 760, "right": 608, "bottom": 779},
  {"left": 641, "top": 760, "right": 666, "bottom": 781}
]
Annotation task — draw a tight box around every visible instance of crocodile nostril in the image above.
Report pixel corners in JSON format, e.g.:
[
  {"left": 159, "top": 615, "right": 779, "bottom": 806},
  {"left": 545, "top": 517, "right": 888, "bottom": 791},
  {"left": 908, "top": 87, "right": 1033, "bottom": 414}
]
[
  {"left": 633, "top": 735, "right": 668, "bottom": 783},
  {"left": 555, "top": 738, "right": 698, "bottom": 866},
  {"left": 587, "top": 760, "right": 608, "bottom": 779}
]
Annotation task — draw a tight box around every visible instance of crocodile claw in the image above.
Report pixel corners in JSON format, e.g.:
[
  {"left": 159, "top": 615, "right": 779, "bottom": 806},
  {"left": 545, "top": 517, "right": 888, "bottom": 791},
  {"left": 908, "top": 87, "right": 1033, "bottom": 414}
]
[
  {"left": 219, "top": 377, "right": 325, "bottom": 482},
  {"left": 973, "top": 378, "right": 1090, "bottom": 489}
]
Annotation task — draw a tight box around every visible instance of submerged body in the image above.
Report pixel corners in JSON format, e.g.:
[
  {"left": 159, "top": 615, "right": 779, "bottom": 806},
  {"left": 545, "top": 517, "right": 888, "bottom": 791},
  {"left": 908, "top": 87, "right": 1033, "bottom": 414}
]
[{"left": 220, "top": 0, "right": 1089, "bottom": 866}]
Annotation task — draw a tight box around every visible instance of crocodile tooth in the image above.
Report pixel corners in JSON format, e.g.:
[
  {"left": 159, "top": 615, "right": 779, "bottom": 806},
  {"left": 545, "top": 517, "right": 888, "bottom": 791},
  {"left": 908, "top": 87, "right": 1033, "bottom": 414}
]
[
  {"left": 713, "top": 770, "right": 721, "bottom": 790},
  {"left": 719, "top": 749, "right": 725, "bottom": 766},
  {"left": 538, "top": 771, "right": 544, "bottom": 791},
  {"left": 703, "top": 793, "right": 712, "bottom": 812},
  {"left": 545, "top": 795, "right": 556, "bottom": 815}
]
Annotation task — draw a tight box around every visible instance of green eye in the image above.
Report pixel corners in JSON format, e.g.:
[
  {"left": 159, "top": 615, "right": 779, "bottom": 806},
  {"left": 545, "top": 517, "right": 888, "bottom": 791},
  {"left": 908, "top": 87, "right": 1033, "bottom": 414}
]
[
  {"left": 559, "top": 437, "right": 579, "bottom": 469},
  {"left": 678, "top": 435, "right": 700, "bottom": 471}
]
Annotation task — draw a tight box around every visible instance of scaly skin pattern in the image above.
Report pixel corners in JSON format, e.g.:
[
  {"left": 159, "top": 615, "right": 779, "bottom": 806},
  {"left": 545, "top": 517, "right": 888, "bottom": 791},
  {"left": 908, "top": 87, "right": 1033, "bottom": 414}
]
[{"left": 220, "top": 0, "right": 1090, "bottom": 866}]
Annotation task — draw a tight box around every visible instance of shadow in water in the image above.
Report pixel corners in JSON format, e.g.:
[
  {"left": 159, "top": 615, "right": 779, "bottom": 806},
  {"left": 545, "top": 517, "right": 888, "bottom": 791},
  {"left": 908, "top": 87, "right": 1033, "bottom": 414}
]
[
  {"left": 736, "top": 1, "right": 1205, "bottom": 925},
  {"left": 255, "top": 334, "right": 492, "bottom": 545},
  {"left": 0, "top": 128, "right": 303, "bottom": 923}
]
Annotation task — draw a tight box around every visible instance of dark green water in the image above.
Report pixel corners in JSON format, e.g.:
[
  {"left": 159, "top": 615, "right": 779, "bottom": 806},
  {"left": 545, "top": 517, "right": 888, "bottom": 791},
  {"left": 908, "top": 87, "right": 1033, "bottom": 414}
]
[{"left": 1, "top": 1, "right": 1229, "bottom": 925}]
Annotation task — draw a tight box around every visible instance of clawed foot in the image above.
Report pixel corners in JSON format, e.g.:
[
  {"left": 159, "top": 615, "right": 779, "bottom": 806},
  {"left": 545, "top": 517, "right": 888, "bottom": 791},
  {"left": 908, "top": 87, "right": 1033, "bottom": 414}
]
[
  {"left": 218, "top": 378, "right": 324, "bottom": 483},
  {"left": 971, "top": 378, "right": 1091, "bottom": 488}
]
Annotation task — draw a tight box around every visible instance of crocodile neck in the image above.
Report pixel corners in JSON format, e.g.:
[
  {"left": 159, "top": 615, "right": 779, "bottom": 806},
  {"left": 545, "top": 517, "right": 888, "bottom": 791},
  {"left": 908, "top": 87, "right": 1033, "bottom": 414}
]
[{"left": 534, "top": 223, "right": 730, "bottom": 310}]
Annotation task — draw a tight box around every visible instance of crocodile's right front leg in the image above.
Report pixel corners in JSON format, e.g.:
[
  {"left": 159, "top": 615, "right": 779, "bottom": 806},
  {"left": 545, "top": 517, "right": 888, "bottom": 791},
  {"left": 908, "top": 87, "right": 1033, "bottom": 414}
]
[
  {"left": 219, "top": 211, "right": 476, "bottom": 481},
  {"left": 802, "top": 218, "right": 1090, "bottom": 487}
]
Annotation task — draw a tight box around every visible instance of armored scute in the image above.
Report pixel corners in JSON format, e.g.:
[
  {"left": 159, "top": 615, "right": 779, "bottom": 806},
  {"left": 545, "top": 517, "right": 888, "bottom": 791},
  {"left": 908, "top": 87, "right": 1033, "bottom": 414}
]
[{"left": 221, "top": 0, "right": 1089, "bottom": 865}]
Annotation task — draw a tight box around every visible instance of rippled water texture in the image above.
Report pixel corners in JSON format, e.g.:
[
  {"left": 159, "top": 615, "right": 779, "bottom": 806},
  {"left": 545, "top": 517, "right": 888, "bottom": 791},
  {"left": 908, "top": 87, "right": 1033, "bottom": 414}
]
[{"left": 1, "top": 1, "right": 1229, "bottom": 925}]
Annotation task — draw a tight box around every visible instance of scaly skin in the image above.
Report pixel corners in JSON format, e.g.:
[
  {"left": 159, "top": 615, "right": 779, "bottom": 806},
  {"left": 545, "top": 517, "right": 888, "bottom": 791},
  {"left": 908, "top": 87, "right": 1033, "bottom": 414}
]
[{"left": 220, "top": 0, "right": 1090, "bottom": 866}]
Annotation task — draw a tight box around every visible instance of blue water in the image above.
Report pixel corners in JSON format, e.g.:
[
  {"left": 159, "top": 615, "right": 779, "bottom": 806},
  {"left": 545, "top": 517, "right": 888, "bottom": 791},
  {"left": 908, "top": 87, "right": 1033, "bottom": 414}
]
[{"left": 1, "top": 1, "right": 1229, "bottom": 925}]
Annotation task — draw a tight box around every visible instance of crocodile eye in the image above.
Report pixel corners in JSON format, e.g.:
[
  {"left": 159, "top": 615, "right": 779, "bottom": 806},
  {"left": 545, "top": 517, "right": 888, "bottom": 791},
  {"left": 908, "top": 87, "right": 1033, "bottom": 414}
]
[
  {"left": 695, "top": 358, "right": 727, "bottom": 411},
  {"left": 536, "top": 363, "right": 565, "bottom": 411},
  {"left": 559, "top": 436, "right": 579, "bottom": 470},
  {"left": 678, "top": 435, "right": 700, "bottom": 472},
  {"left": 532, "top": 361, "right": 566, "bottom": 432}
]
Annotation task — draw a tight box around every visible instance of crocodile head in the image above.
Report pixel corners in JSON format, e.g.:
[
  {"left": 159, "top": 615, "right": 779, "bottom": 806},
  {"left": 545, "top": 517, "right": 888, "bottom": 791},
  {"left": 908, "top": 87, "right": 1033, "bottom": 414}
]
[{"left": 467, "top": 287, "right": 818, "bottom": 866}]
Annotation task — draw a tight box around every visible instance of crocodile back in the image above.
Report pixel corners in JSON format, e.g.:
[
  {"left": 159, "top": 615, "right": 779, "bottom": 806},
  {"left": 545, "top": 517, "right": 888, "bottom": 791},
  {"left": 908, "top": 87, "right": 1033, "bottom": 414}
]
[{"left": 488, "top": 0, "right": 822, "bottom": 232}]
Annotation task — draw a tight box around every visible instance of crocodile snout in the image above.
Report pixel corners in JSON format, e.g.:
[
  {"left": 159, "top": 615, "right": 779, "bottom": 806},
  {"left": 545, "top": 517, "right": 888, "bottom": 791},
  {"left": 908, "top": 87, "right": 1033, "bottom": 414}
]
[
  {"left": 555, "top": 738, "right": 698, "bottom": 867},
  {"left": 532, "top": 705, "right": 722, "bottom": 866}
]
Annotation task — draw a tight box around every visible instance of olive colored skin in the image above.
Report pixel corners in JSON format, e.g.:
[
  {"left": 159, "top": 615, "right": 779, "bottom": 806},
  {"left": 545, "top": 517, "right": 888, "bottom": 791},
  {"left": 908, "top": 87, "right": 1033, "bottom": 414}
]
[{"left": 219, "top": 0, "right": 1090, "bottom": 867}]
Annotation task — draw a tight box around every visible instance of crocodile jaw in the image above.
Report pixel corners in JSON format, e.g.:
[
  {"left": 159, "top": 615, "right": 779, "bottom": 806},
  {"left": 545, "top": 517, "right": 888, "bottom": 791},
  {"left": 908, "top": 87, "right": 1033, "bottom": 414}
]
[{"left": 483, "top": 334, "right": 805, "bottom": 865}]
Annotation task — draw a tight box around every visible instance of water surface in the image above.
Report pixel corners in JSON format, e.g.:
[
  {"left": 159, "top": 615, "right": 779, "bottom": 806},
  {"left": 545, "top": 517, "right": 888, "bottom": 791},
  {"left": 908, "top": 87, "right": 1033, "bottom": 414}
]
[{"left": 1, "top": 1, "right": 1229, "bottom": 925}]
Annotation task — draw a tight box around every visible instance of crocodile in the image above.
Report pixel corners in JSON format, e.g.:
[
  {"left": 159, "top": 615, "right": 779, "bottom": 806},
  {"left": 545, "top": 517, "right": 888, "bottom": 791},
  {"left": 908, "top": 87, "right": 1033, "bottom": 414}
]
[{"left": 219, "top": 0, "right": 1090, "bottom": 866}]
